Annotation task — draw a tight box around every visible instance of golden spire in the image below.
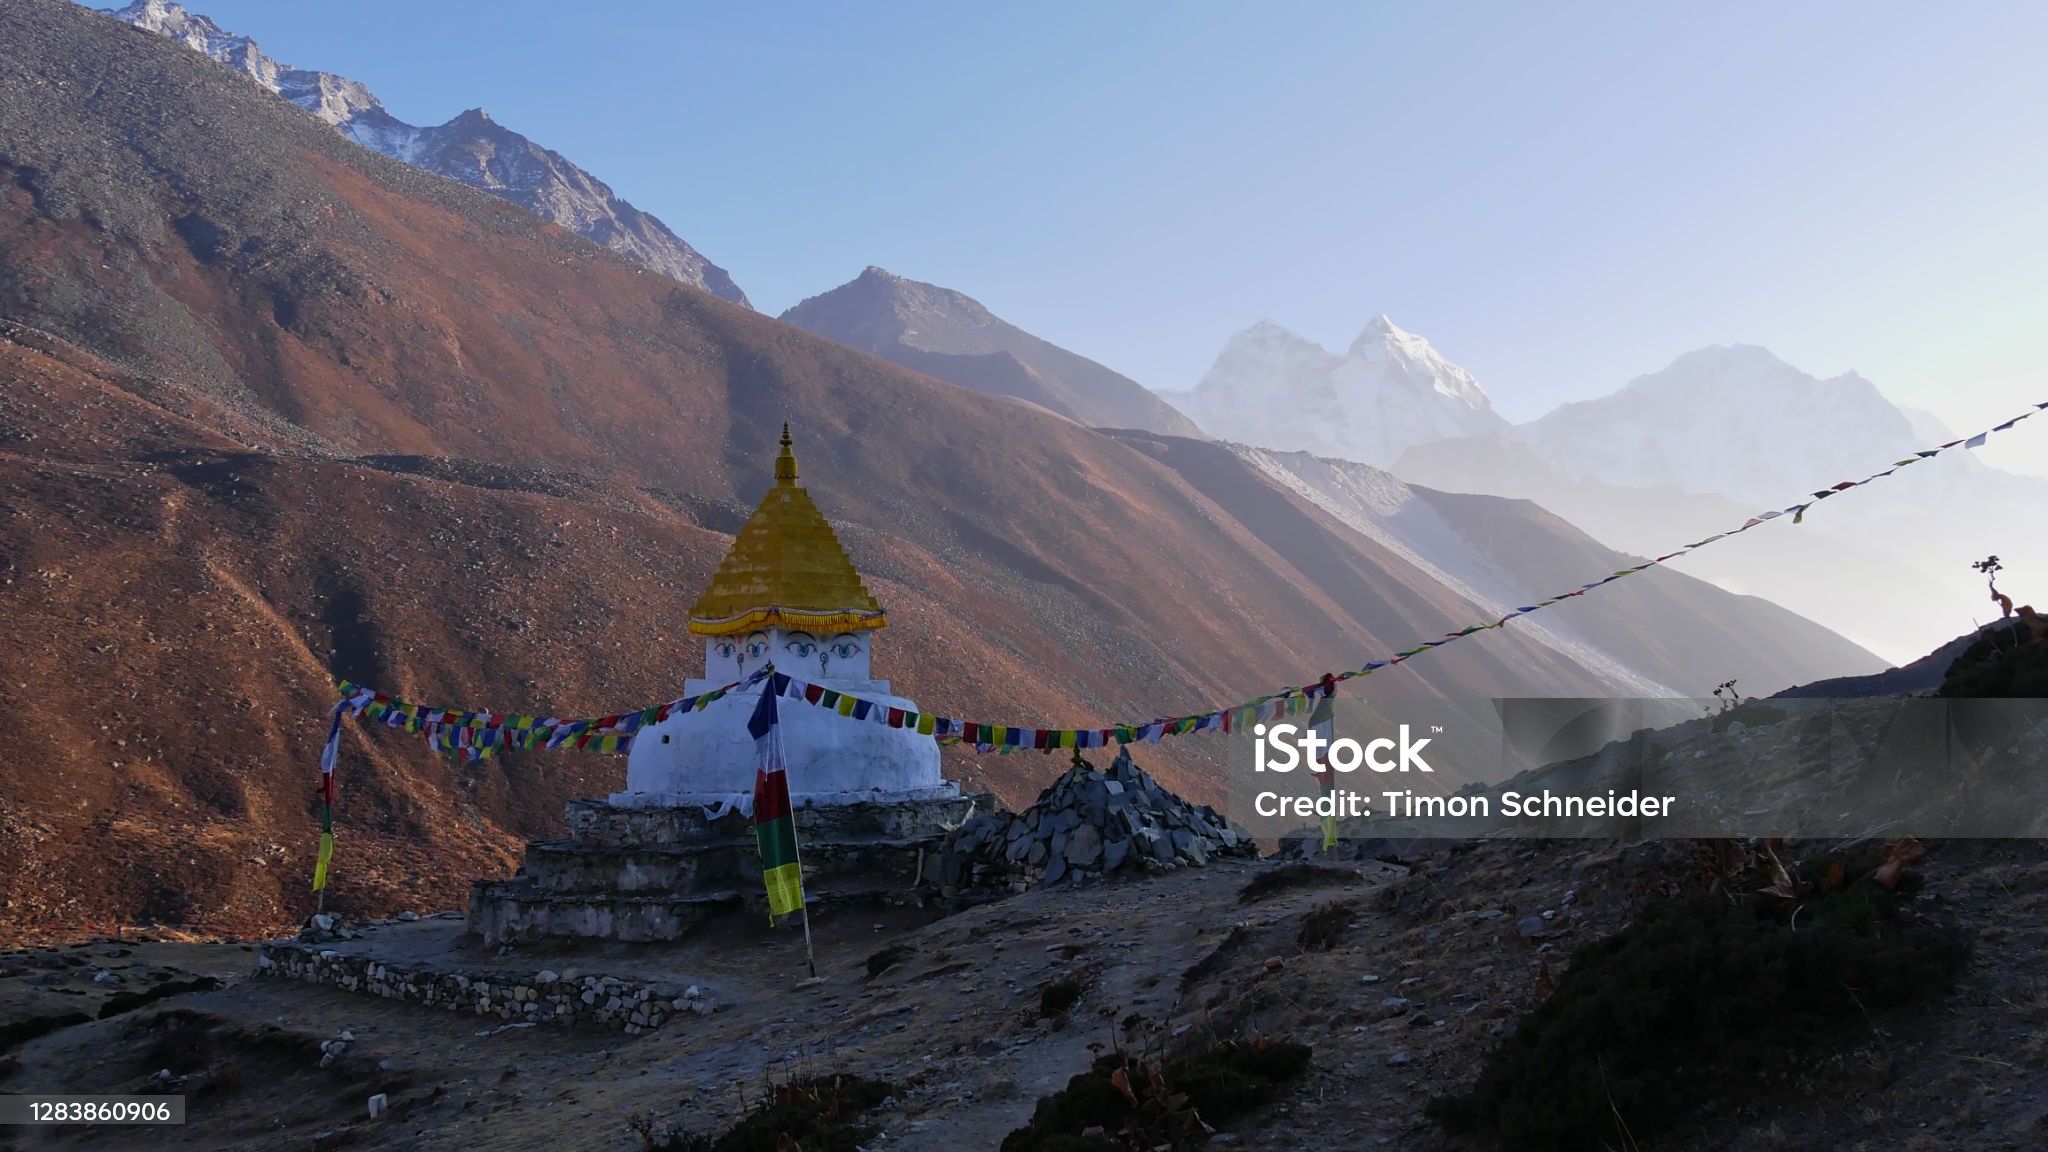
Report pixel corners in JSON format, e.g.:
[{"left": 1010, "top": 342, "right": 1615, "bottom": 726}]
[
  {"left": 775, "top": 422, "right": 798, "bottom": 483},
  {"left": 687, "top": 425, "right": 888, "bottom": 637}
]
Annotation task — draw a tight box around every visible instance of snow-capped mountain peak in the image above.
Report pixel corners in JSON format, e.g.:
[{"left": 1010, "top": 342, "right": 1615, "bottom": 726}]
[
  {"left": 1508, "top": 344, "right": 1929, "bottom": 504},
  {"left": 98, "top": 1, "right": 748, "bottom": 305},
  {"left": 108, "top": 0, "right": 229, "bottom": 54},
  {"left": 1351, "top": 312, "right": 1412, "bottom": 348},
  {"left": 1344, "top": 314, "right": 1494, "bottom": 409},
  {"left": 1197, "top": 322, "right": 1343, "bottom": 399},
  {"left": 106, "top": 1, "right": 382, "bottom": 126},
  {"left": 1157, "top": 317, "right": 1504, "bottom": 467}
]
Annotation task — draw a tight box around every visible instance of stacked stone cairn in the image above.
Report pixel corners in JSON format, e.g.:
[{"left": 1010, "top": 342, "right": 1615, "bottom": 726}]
[{"left": 937, "top": 749, "right": 1253, "bottom": 893}]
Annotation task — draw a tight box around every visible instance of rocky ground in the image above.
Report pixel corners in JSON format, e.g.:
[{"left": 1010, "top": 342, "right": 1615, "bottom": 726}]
[{"left": 2, "top": 834, "right": 2044, "bottom": 1151}]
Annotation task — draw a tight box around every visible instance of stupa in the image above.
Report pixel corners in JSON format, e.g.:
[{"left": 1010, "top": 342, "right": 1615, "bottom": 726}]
[
  {"left": 612, "top": 425, "right": 954, "bottom": 809},
  {"left": 468, "top": 427, "right": 978, "bottom": 945}
]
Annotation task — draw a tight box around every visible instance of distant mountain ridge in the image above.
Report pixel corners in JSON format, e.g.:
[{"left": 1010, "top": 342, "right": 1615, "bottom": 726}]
[
  {"left": 1156, "top": 316, "right": 1506, "bottom": 466},
  {"left": 780, "top": 267, "right": 1205, "bottom": 437},
  {"left": 98, "top": 0, "right": 749, "bottom": 305},
  {"left": 1393, "top": 343, "right": 2048, "bottom": 663},
  {"left": 1494, "top": 344, "right": 1931, "bottom": 506}
]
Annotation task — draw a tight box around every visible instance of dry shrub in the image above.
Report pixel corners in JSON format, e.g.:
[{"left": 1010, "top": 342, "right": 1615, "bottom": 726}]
[{"left": 1427, "top": 860, "right": 1967, "bottom": 1150}]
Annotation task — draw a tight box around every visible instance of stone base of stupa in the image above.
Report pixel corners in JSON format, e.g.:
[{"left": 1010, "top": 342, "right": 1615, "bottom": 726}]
[{"left": 467, "top": 792, "right": 986, "bottom": 946}]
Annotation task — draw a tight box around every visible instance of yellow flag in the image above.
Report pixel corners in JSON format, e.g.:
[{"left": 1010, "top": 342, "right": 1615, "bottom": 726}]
[{"left": 312, "top": 832, "right": 335, "bottom": 891}]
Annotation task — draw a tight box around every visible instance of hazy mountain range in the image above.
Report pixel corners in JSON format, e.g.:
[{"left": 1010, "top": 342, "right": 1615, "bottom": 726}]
[
  {"left": 1473, "top": 344, "right": 1930, "bottom": 505},
  {"left": 1151, "top": 316, "right": 2041, "bottom": 662},
  {"left": 102, "top": 0, "right": 749, "bottom": 305},
  {"left": 1156, "top": 316, "right": 1507, "bottom": 467},
  {"left": 0, "top": 0, "right": 1881, "bottom": 935},
  {"left": 1394, "top": 346, "right": 2048, "bottom": 663}
]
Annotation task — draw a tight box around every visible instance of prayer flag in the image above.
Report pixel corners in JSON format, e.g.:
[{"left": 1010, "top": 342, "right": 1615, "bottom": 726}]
[
  {"left": 1308, "top": 678, "right": 1339, "bottom": 851},
  {"left": 747, "top": 682, "right": 805, "bottom": 919}
]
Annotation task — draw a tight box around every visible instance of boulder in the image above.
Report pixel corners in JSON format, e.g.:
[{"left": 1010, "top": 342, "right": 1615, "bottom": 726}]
[{"left": 1065, "top": 824, "right": 1102, "bottom": 867}]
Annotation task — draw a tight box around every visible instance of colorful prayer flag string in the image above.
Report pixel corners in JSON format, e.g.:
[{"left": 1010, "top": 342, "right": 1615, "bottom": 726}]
[
  {"left": 307, "top": 669, "right": 771, "bottom": 890},
  {"left": 756, "top": 395, "right": 2045, "bottom": 753},
  {"left": 310, "top": 397, "right": 2045, "bottom": 887}
]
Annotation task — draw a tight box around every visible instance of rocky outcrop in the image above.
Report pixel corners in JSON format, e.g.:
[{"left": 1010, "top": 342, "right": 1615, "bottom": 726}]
[
  {"left": 938, "top": 750, "right": 1253, "bottom": 892},
  {"left": 103, "top": 0, "right": 748, "bottom": 304}
]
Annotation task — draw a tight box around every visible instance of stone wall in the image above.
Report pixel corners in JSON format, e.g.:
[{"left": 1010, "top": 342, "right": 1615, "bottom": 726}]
[
  {"left": 561, "top": 794, "right": 981, "bottom": 849},
  {"left": 468, "top": 791, "right": 990, "bottom": 946},
  {"left": 254, "top": 941, "right": 718, "bottom": 1034}
]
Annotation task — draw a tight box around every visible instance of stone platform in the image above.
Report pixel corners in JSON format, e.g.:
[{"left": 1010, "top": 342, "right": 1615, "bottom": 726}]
[{"left": 469, "top": 793, "right": 985, "bottom": 946}]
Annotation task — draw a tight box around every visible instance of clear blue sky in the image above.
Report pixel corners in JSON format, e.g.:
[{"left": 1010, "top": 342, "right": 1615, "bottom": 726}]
[{"left": 169, "top": 0, "right": 2047, "bottom": 469}]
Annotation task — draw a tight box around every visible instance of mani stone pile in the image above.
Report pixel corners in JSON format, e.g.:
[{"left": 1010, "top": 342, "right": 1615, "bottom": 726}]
[{"left": 938, "top": 749, "right": 1253, "bottom": 892}]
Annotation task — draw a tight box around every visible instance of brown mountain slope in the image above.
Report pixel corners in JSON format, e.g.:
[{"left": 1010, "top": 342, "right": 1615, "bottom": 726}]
[
  {"left": 0, "top": 0, "right": 1868, "bottom": 940},
  {"left": 0, "top": 329, "right": 712, "bottom": 935}
]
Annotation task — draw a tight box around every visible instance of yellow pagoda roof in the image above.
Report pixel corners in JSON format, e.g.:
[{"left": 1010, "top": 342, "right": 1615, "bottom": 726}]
[{"left": 687, "top": 425, "right": 888, "bottom": 637}]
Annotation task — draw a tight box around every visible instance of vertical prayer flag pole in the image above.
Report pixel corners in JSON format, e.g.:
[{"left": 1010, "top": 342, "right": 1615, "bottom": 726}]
[
  {"left": 312, "top": 699, "right": 346, "bottom": 909},
  {"left": 747, "top": 670, "right": 817, "bottom": 980},
  {"left": 1308, "top": 673, "right": 1339, "bottom": 852}
]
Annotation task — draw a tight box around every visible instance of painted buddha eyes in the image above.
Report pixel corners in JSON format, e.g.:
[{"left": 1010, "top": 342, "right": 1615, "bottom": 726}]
[
  {"left": 718, "top": 632, "right": 770, "bottom": 669},
  {"left": 778, "top": 632, "right": 863, "bottom": 672}
]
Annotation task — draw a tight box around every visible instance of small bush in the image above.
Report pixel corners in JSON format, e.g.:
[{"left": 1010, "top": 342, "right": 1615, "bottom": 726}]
[
  {"left": 137, "top": 1012, "right": 218, "bottom": 1076},
  {"left": 0, "top": 1012, "right": 90, "bottom": 1056},
  {"left": 1170, "top": 1039, "right": 1313, "bottom": 1122},
  {"left": 100, "top": 975, "right": 219, "bottom": 1019},
  {"left": 1295, "top": 901, "right": 1353, "bottom": 952},
  {"left": 1038, "top": 979, "right": 1084, "bottom": 1018},
  {"left": 1002, "top": 1038, "right": 1312, "bottom": 1151},
  {"left": 656, "top": 1075, "right": 894, "bottom": 1152},
  {"left": 1939, "top": 619, "right": 2048, "bottom": 698},
  {"left": 863, "top": 943, "right": 911, "bottom": 980},
  {"left": 1178, "top": 925, "right": 1250, "bottom": 993},
  {"left": 1237, "top": 863, "right": 1358, "bottom": 904},
  {"left": 1427, "top": 870, "right": 1967, "bottom": 1151}
]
